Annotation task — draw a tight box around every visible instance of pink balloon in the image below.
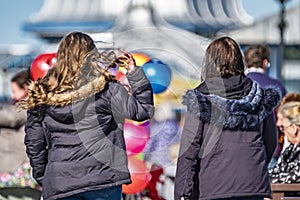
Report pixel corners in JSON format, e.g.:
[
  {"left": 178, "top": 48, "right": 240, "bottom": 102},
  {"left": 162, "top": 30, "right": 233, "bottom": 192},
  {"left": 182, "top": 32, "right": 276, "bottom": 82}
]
[{"left": 124, "top": 121, "right": 150, "bottom": 156}]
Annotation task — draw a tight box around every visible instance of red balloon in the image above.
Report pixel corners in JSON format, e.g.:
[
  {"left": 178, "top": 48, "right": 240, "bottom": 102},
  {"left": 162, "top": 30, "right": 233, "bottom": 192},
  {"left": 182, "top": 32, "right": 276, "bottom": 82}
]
[
  {"left": 122, "top": 156, "right": 151, "bottom": 194},
  {"left": 31, "top": 53, "right": 56, "bottom": 81},
  {"left": 124, "top": 120, "right": 150, "bottom": 156}
]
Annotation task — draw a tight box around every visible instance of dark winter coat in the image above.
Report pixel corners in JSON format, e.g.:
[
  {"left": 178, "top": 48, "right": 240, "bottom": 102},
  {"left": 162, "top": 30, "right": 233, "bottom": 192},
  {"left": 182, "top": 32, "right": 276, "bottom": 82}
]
[
  {"left": 24, "top": 67, "right": 154, "bottom": 200},
  {"left": 174, "top": 75, "right": 280, "bottom": 200}
]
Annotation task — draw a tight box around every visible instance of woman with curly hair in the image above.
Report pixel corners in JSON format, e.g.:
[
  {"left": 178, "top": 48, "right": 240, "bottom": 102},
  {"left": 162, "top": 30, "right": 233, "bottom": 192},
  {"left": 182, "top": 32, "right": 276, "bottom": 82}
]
[{"left": 19, "top": 31, "right": 154, "bottom": 200}]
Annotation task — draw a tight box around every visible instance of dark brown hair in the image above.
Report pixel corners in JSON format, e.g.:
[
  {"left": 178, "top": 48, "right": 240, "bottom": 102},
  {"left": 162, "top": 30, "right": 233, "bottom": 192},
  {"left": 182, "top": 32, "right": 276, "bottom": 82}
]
[
  {"left": 201, "top": 36, "right": 245, "bottom": 80},
  {"left": 11, "top": 69, "right": 31, "bottom": 89},
  {"left": 244, "top": 44, "right": 270, "bottom": 69}
]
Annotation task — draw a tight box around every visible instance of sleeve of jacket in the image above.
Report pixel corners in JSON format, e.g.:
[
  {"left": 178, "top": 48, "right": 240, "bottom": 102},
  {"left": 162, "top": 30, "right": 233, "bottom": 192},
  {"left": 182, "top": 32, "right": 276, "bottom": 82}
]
[
  {"left": 0, "top": 105, "right": 26, "bottom": 129},
  {"left": 174, "top": 111, "right": 204, "bottom": 200},
  {"left": 24, "top": 109, "right": 48, "bottom": 185},
  {"left": 262, "top": 113, "right": 278, "bottom": 163},
  {"left": 111, "top": 67, "right": 154, "bottom": 122}
]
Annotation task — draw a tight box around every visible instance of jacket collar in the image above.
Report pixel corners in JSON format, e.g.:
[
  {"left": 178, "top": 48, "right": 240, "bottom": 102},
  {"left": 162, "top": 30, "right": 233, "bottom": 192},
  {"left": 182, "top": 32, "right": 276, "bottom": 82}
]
[
  {"left": 182, "top": 81, "right": 280, "bottom": 130},
  {"left": 197, "top": 75, "right": 252, "bottom": 99},
  {"left": 27, "top": 76, "right": 109, "bottom": 123},
  {"left": 42, "top": 75, "right": 107, "bottom": 107},
  {"left": 245, "top": 67, "right": 265, "bottom": 75}
]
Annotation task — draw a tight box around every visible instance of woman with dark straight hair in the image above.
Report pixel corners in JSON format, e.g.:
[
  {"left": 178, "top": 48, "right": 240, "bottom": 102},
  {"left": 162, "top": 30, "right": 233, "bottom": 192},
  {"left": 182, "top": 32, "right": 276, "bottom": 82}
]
[{"left": 174, "top": 36, "right": 280, "bottom": 200}]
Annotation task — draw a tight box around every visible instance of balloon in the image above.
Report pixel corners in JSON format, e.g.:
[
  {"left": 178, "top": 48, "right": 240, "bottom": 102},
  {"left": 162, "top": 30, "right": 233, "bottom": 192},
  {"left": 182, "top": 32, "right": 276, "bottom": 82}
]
[
  {"left": 124, "top": 120, "right": 150, "bottom": 156},
  {"left": 122, "top": 156, "right": 151, "bottom": 194},
  {"left": 31, "top": 53, "right": 56, "bottom": 81},
  {"left": 132, "top": 53, "right": 151, "bottom": 67},
  {"left": 142, "top": 59, "right": 172, "bottom": 94},
  {"left": 126, "top": 119, "right": 150, "bottom": 133}
]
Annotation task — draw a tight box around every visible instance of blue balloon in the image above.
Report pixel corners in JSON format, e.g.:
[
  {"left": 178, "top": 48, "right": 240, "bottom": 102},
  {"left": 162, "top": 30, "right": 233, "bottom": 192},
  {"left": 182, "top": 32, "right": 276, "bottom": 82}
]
[{"left": 142, "top": 59, "right": 172, "bottom": 94}]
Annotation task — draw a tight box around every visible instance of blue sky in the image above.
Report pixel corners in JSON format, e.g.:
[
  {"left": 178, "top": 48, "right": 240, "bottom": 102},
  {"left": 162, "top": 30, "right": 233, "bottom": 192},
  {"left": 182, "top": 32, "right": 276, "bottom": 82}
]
[{"left": 0, "top": 0, "right": 299, "bottom": 45}]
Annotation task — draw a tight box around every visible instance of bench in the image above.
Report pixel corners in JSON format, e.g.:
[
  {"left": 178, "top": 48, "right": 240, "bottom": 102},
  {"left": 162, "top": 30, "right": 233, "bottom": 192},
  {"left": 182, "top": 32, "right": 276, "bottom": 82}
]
[{"left": 271, "top": 183, "right": 300, "bottom": 200}]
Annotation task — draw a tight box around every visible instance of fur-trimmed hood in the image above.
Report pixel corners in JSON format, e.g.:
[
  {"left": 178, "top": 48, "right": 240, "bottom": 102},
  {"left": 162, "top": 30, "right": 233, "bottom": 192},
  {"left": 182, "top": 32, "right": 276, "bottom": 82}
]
[
  {"left": 26, "top": 75, "right": 109, "bottom": 123},
  {"left": 182, "top": 81, "right": 281, "bottom": 130}
]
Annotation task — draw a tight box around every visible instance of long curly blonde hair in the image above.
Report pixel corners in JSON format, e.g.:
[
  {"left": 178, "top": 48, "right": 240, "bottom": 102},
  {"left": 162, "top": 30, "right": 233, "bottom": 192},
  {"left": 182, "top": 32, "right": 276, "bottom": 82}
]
[{"left": 19, "top": 31, "right": 117, "bottom": 110}]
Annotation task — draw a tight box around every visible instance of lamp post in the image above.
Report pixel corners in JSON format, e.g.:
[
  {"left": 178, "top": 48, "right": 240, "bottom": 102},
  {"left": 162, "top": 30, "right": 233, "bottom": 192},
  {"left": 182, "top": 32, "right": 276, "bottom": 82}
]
[{"left": 276, "top": 0, "right": 289, "bottom": 83}]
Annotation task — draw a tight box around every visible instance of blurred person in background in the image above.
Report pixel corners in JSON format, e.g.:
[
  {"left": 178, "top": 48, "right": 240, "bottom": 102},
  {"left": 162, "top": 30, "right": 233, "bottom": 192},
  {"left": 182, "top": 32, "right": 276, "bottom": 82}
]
[
  {"left": 276, "top": 93, "right": 300, "bottom": 151},
  {"left": 269, "top": 101, "right": 300, "bottom": 184},
  {"left": 0, "top": 69, "right": 30, "bottom": 173},
  {"left": 244, "top": 44, "right": 287, "bottom": 169},
  {"left": 0, "top": 69, "right": 40, "bottom": 199}
]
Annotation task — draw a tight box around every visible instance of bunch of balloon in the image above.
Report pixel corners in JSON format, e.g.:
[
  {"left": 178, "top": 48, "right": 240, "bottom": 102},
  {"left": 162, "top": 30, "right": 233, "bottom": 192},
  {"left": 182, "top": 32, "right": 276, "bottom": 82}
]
[
  {"left": 122, "top": 119, "right": 151, "bottom": 194},
  {"left": 30, "top": 53, "right": 56, "bottom": 81},
  {"left": 142, "top": 59, "right": 172, "bottom": 94}
]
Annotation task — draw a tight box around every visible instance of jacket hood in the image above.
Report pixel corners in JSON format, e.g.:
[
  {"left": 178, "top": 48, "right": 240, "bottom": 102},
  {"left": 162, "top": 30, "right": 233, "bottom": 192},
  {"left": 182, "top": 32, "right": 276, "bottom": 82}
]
[
  {"left": 182, "top": 81, "right": 281, "bottom": 130},
  {"left": 198, "top": 75, "right": 253, "bottom": 99},
  {"left": 44, "top": 75, "right": 107, "bottom": 107}
]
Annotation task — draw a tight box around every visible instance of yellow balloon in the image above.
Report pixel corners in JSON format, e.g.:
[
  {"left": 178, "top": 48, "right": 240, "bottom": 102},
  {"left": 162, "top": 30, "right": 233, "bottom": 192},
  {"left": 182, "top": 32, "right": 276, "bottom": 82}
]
[{"left": 132, "top": 53, "right": 151, "bottom": 67}]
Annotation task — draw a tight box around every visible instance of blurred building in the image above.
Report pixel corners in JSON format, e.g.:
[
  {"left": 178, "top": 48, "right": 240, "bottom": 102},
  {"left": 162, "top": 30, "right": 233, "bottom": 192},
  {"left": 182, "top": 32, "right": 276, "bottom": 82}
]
[
  {"left": 0, "top": 0, "right": 299, "bottom": 99},
  {"left": 20, "top": 0, "right": 255, "bottom": 87},
  {"left": 23, "top": 0, "right": 253, "bottom": 42}
]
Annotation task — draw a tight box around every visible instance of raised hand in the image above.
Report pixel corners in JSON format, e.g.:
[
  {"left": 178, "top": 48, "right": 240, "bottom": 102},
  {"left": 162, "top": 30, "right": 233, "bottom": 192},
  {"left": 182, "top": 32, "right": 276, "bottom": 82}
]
[{"left": 116, "top": 50, "right": 136, "bottom": 74}]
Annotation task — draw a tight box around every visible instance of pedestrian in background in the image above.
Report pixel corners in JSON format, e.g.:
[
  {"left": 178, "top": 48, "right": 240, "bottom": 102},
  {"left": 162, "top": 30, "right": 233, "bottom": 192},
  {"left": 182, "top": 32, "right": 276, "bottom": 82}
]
[
  {"left": 0, "top": 70, "right": 30, "bottom": 174},
  {"left": 269, "top": 101, "right": 300, "bottom": 184},
  {"left": 0, "top": 69, "right": 40, "bottom": 199},
  {"left": 244, "top": 44, "right": 287, "bottom": 169}
]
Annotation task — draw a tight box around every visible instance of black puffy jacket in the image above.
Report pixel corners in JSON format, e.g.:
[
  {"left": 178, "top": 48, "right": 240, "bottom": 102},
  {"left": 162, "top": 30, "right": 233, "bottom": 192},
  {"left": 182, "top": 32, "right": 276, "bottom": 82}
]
[{"left": 24, "top": 67, "right": 154, "bottom": 200}]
